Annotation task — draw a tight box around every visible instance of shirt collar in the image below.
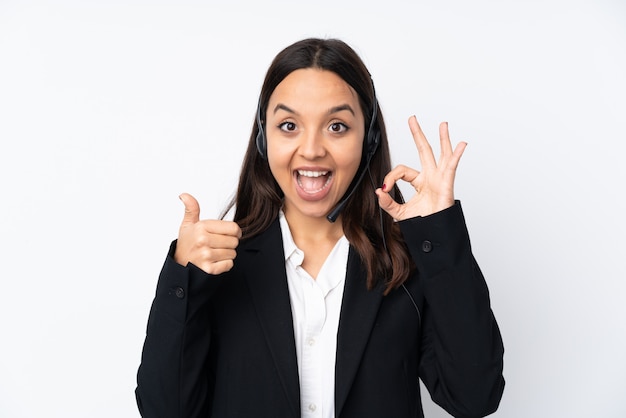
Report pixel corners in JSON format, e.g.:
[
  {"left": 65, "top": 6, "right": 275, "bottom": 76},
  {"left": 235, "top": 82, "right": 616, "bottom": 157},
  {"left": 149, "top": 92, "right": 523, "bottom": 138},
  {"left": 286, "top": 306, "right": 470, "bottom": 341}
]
[
  {"left": 279, "top": 210, "right": 303, "bottom": 266},
  {"left": 278, "top": 210, "right": 349, "bottom": 271},
  {"left": 278, "top": 210, "right": 350, "bottom": 295}
]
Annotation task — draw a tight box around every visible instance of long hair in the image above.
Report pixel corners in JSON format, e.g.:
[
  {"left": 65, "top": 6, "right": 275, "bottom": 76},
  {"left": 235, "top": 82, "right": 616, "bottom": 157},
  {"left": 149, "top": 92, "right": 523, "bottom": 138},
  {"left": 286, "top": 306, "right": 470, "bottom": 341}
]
[{"left": 222, "top": 38, "right": 412, "bottom": 294}]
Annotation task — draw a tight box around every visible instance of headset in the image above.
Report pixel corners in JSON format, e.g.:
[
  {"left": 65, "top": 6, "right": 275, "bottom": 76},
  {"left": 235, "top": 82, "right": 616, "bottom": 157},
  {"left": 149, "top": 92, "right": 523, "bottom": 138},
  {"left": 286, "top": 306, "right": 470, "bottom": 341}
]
[{"left": 255, "top": 81, "right": 381, "bottom": 223}]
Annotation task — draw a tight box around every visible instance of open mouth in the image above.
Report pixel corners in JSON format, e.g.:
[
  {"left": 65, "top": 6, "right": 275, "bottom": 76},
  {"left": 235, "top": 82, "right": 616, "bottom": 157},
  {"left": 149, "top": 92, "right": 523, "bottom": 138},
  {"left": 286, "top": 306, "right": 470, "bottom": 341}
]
[{"left": 296, "top": 169, "right": 332, "bottom": 194}]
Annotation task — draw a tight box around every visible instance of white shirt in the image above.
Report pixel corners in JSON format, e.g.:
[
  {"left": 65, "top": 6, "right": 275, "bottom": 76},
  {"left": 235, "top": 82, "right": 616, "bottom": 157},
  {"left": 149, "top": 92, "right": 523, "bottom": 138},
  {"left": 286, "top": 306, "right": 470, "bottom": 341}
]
[{"left": 279, "top": 211, "right": 350, "bottom": 418}]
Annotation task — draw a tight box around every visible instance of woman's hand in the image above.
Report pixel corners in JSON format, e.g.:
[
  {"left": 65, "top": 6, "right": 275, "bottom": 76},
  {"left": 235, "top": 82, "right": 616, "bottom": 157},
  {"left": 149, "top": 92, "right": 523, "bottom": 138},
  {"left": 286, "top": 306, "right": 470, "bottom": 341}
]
[
  {"left": 376, "top": 116, "right": 467, "bottom": 220},
  {"left": 174, "top": 193, "right": 242, "bottom": 275}
]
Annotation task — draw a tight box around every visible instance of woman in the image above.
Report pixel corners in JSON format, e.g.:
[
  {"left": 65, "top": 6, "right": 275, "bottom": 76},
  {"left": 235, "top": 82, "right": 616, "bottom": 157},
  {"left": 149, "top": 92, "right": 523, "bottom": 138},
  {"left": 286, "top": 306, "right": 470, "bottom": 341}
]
[{"left": 136, "top": 38, "right": 505, "bottom": 418}]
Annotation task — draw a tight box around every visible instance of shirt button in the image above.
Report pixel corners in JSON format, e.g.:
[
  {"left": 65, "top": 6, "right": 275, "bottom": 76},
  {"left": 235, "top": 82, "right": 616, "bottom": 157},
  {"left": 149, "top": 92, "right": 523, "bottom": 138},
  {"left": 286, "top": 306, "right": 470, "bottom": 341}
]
[
  {"left": 421, "top": 240, "right": 433, "bottom": 253},
  {"left": 308, "top": 403, "right": 317, "bottom": 412},
  {"left": 307, "top": 338, "right": 316, "bottom": 346},
  {"left": 174, "top": 287, "right": 185, "bottom": 299}
]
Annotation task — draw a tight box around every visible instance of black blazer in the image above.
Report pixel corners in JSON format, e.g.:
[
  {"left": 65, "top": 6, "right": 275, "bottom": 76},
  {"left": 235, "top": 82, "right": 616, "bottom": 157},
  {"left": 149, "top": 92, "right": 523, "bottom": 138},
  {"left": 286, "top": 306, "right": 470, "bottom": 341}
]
[{"left": 136, "top": 202, "right": 504, "bottom": 418}]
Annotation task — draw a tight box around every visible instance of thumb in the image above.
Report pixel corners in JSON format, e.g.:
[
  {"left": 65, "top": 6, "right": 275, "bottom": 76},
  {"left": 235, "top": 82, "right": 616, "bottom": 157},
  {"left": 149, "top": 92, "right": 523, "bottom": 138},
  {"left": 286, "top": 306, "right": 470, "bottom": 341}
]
[
  {"left": 375, "top": 188, "right": 402, "bottom": 220},
  {"left": 179, "top": 193, "right": 200, "bottom": 225}
]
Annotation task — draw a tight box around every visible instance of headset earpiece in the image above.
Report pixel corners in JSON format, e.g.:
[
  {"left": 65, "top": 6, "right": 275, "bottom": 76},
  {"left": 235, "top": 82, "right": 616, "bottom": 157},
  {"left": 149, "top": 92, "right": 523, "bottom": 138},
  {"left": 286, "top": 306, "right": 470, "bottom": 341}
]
[
  {"left": 364, "top": 93, "right": 380, "bottom": 160},
  {"left": 365, "top": 124, "right": 380, "bottom": 160}
]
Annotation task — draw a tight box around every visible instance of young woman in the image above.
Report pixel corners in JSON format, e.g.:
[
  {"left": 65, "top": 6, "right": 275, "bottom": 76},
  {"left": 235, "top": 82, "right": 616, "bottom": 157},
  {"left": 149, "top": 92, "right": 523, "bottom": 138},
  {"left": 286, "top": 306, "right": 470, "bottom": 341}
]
[{"left": 136, "top": 38, "right": 505, "bottom": 418}]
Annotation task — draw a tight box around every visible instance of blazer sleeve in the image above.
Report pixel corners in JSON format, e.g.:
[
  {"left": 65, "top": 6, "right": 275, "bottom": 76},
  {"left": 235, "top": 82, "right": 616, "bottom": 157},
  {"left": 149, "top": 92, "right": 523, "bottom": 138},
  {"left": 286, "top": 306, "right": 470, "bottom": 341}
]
[
  {"left": 399, "top": 201, "right": 505, "bottom": 418},
  {"left": 135, "top": 240, "right": 223, "bottom": 418}
]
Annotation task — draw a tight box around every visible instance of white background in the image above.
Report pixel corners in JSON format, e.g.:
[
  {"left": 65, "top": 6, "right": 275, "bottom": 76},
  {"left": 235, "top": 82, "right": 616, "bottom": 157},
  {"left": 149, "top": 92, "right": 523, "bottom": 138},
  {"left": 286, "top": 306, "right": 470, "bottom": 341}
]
[{"left": 1, "top": 0, "right": 625, "bottom": 417}]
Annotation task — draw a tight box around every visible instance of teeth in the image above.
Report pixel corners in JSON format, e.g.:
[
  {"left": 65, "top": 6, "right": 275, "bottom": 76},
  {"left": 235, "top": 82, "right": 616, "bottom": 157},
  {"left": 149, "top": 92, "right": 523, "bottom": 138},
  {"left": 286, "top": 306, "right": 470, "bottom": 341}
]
[
  {"left": 297, "top": 170, "right": 328, "bottom": 177},
  {"left": 296, "top": 170, "right": 332, "bottom": 194}
]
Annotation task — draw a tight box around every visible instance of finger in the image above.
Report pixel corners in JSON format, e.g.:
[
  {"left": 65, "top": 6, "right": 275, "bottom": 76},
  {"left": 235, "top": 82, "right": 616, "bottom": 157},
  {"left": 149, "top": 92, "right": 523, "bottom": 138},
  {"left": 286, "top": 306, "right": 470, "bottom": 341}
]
[
  {"left": 197, "top": 230, "right": 240, "bottom": 250},
  {"left": 197, "top": 247, "right": 238, "bottom": 263},
  {"left": 375, "top": 188, "right": 404, "bottom": 220},
  {"left": 196, "top": 259, "right": 235, "bottom": 275},
  {"left": 408, "top": 116, "right": 436, "bottom": 170},
  {"left": 199, "top": 219, "right": 242, "bottom": 239},
  {"left": 439, "top": 121, "right": 453, "bottom": 159},
  {"left": 446, "top": 141, "right": 468, "bottom": 174},
  {"left": 179, "top": 193, "right": 200, "bottom": 226},
  {"left": 381, "top": 164, "right": 420, "bottom": 192}
]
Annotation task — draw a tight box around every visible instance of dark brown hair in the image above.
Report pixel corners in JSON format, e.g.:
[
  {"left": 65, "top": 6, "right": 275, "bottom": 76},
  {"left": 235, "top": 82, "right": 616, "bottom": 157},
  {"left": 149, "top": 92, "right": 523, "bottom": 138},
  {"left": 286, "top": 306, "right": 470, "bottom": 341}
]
[{"left": 222, "top": 38, "right": 412, "bottom": 294}]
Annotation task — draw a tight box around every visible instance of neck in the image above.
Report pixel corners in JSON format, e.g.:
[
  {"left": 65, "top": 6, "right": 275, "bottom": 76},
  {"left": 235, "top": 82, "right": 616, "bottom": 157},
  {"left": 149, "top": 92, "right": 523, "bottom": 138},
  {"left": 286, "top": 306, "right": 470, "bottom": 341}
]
[{"left": 283, "top": 208, "right": 344, "bottom": 247}]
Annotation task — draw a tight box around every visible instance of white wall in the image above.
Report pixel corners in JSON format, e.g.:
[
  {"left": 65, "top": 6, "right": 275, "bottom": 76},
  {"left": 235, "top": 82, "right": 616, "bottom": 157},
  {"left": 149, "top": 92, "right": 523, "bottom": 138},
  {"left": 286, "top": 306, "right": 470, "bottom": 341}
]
[{"left": 1, "top": 0, "right": 625, "bottom": 417}]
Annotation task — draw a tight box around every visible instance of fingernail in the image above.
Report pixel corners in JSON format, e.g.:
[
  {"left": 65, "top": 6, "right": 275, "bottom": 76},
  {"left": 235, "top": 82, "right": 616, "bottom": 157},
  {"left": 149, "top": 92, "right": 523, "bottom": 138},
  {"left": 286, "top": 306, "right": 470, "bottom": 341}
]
[{"left": 382, "top": 184, "right": 387, "bottom": 191}]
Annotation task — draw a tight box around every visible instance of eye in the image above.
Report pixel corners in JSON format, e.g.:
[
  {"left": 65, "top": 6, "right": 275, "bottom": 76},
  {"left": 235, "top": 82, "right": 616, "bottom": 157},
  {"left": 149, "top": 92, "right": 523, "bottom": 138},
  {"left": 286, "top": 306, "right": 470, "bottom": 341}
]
[
  {"left": 329, "top": 122, "right": 348, "bottom": 133},
  {"left": 278, "top": 121, "right": 297, "bottom": 132}
]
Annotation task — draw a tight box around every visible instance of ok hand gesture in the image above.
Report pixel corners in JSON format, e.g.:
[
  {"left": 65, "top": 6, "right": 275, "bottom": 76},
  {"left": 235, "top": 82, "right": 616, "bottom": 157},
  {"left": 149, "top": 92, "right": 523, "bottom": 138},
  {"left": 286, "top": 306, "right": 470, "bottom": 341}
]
[{"left": 376, "top": 116, "right": 467, "bottom": 220}]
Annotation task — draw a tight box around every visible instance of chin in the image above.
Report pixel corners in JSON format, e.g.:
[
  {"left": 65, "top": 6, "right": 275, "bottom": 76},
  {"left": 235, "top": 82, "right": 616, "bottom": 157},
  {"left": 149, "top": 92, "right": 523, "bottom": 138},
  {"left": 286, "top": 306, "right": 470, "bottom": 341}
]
[{"left": 285, "top": 199, "right": 337, "bottom": 221}]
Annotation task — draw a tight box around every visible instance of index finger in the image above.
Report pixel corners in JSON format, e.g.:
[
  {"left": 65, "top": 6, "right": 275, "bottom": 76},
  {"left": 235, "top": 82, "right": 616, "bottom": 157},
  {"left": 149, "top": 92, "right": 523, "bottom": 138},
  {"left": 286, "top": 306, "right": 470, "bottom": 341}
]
[{"left": 408, "top": 116, "right": 436, "bottom": 170}]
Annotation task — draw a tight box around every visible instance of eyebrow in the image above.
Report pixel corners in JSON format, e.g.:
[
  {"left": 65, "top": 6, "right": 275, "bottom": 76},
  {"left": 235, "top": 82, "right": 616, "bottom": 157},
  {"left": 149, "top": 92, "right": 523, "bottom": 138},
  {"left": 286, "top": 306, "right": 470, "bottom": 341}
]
[
  {"left": 329, "top": 104, "right": 356, "bottom": 116},
  {"left": 273, "top": 103, "right": 298, "bottom": 115},
  {"left": 272, "top": 103, "right": 356, "bottom": 116}
]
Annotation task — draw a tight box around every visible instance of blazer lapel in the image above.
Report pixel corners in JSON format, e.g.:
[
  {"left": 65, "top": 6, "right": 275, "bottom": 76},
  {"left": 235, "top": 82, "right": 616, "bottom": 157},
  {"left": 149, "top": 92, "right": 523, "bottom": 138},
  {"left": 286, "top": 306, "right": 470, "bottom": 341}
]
[
  {"left": 334, "top": 249, "right": 384, "bottom": 417},
  {"left": 241, "top": 220, "right": 300, "bottom": 417}
]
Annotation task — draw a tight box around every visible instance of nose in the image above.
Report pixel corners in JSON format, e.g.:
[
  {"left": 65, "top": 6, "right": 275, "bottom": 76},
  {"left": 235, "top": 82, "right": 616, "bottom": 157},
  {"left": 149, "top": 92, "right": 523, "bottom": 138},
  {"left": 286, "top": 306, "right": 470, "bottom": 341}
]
[{"left": 298, "top": 129, "right": 326, "bottom": 160}]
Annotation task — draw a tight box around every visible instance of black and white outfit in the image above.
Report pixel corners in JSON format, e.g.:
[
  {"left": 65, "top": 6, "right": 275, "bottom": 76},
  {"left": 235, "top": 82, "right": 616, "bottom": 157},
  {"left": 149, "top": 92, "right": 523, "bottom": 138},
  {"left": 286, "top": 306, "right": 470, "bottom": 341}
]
[{"left": 136, "top": 202, "right": 505, "bottom": 418}]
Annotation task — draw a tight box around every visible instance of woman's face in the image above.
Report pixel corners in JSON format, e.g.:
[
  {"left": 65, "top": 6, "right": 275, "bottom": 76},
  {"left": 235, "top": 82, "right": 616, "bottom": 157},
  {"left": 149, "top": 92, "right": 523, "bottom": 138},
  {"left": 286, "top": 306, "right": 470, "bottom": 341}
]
[{"left": 265, "top": 68, "right": 365, "bottom": 222}]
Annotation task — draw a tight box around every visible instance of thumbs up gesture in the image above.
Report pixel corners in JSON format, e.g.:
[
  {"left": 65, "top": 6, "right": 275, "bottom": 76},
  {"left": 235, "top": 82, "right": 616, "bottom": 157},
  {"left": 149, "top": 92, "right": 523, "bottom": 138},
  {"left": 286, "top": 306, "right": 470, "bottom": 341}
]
[{"left": 174, "top": 193, "right": 242, "bottom": 275}]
